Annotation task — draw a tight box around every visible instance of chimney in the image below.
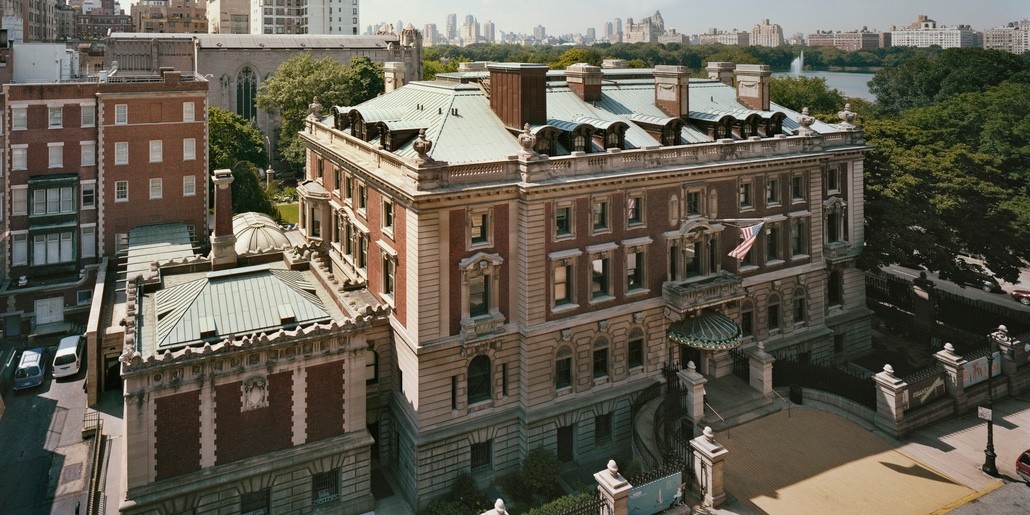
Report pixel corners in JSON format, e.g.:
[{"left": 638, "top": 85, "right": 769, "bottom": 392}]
[
  {"left": 705, "top": 62, "right": 735, "bottom": 86},
  {"left": 653, "top": 65, "right": 690, "bottom": 118},
  {"left": 383, "top": 61, "right": 406, "bottom": 93},
  {"left": 566, "top": 63, "right": 603, "bottom": 102},
  {"left": 210, "top": 169, "right": 237, "bottom": 270},
  {"left": 487, "top": 63, "right": 548, "bottom": 129},
  {"left": 735, "top": 64, "right": 772, "bottom": 111}
]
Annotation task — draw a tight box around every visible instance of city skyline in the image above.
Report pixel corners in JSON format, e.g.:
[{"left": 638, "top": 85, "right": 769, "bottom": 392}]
[{"left": 362, "top": 0, "right": 1027, "bottom": 39}]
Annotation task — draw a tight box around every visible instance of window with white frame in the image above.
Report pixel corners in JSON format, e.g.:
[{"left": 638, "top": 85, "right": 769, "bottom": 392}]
[
  {"left": 12, "top": 233, "right": 28, "bottom": 265},
  {"left": 115, "top": 142, "right": 128, "bottom": 165},
  {"left": 12, "top": 187, "right": 28, "bottom": 215},
  {"left": 12, "top": 106, "right": 27, "bottom": 130},
  {"left": 183, "top": 138, "right": 196, "bottom": 161},
  {"left": 357, "top": 183, "right": 367, "bottom": 212},
  {"left": 149, "top": 178, "right": 163, "bottom": 199},
  {"left": 183, "top": 101, "right": 195, "bottom": 122},
  {"left": 81, "top": 141, "right": 96, "bottom": 166},
  {"left": 32, "top": 232, "right": 74, "bottom": 265},
  {"left": 49, "top": 106, "right": 63, "bottom": 128},
  {"left": 32, "top": 187, "right": 75, "bottom": 216},
  {"left": 115, "top": 181, "right": 128, "bottom": 202},
  {"left": 149, "top": 140, "right": 163, "bottom": 163},
  {"left": 12, "top": 145, "right": 27, "bottom": 170},
  {"left": 81, "top": 105, "right": 95, "bottom": 127},
  {"left": 48, "top": 143, "right": 64, "bottom": 168},
  {"left": 382, "top": 199, "right": 394, "bottom": 232},
  {"left": 382, "top": 254, "right": 396, "bottom": 297},
  {"left": 183, "top": 176, "right": 196, "bottom": 197},
  {"left": 81, "top": 225, "right": 96, "bottom": 258},
  {"left": 115, "top": 104, "right": 128, "bottom": 125}
]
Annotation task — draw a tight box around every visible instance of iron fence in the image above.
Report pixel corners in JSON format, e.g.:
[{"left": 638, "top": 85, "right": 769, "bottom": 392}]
[
  {"left": 772, "top": 356, "right": 877, "bottom": 409},
  {"left": 729, "top": 347, "right": 750, "bottom": 382}
]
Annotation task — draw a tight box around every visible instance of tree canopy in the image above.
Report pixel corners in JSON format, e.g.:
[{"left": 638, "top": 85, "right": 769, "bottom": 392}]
[
  {"left": 208, "top": 107, "right": 267, "bottom": 171},
  {"left": 770, "top": 76, "right": 846, "bottom": 116},
  {"left": 257, "top": 54, "right": 383, "bottom": 168}
]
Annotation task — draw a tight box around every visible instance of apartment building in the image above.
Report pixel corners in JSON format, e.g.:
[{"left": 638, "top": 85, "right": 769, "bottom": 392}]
[
  {"left": 131, "top": 0, "right": 208, "bottom": 34},
  {"left": 750, "top": 18, "right": 784, "bottom": 47},
  {"left": 892, "top": 15, "right": 982, "bottom": 49}
]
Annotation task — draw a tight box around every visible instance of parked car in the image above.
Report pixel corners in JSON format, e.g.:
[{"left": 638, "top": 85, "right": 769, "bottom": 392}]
[
  {"left": 1011, "top": 289, "right": 1030, "bottom": 306},
  {"left": 938, "top": 266, "right": 1003, "bottom": 293},
  {"left": 13, "top": 347, "right": 47, "bottom": 391},
  {"left": 53, "top": 334, "right": 85, "bottom": 379},
  {"left": 1017, "top": 449, "right": 1030, "bottom": 484}
]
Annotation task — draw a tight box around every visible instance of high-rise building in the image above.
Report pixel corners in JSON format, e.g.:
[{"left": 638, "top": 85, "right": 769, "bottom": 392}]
[
  {"left": 624, "top": 11, "right": 664, "bottom": 43},
  {"left": 206, "top": 0, "right": 249, "bottom": 34},
  {"left": 533, "top": 24, "right": 545, "bottom": 40},
  {"left": 132, "top": 0, "right": 208, "bottom": 34},
  {"left": 445, "top": 13, "right": 457, "bottom": 40},
  {"left": 750, "top": 18, "right": 784, "bottom": 47},
  {"left": 983, "top": 19, "right": 1030, "bottom": 55},
  {"left": 891, "top": 15, "right": 982, "bottom": 49},
  {"left": 423, "top": 23, "right": 440, "bottom": 46},
  {"left": 482, "top": 20, "right": 495, "bottom": 43},
  {"left": 807, "top": 29, "right": 890, "bottom": 51},
  {"left": 698, "top": 28, "right": 749, "bottom": 46}
]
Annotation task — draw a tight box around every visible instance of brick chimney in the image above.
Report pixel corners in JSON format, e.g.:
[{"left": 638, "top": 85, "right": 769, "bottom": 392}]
[
  {"left": 210, "top": 169, "right": 237, "bottom": 270},
  {"left": 384, "top": 61, "right": 407, "bottom": 93},
  {"left": 735, "top": 64, "right": 772, "bottom": 111},
  {"left": 653, "top": 65, "right": 690, "bottom": 118},
  {"left": 487, "top": 63, "right": 548, "bottom": 130},
  {"left": 566, "top": 63, "right": 603, "bottom": 102},
  {"left": 705, "top": 62, "right": 735, "bottom": 86}
]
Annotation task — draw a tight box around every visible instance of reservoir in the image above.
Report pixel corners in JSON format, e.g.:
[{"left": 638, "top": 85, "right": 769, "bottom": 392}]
[{"left": 775, "top": 70, "right": 877, "bottom": 102}]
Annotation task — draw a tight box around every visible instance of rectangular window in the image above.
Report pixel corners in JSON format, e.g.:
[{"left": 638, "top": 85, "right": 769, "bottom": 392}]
[
  {"left": 554, "top": 264, "right": 572, "bottom": 306},
  {"left": 81, "top": 141, "right": 96, "bottom": 166},
  {"left": 358, "top": 233, "right": 368, "bottom": 270},
  {"left": 592, "top": 347, "right": 608, "bottom": 379},
  {"left": 766, "top": 223, "right": 780, "bottom": 262},
  {"left": 48, "top": 144, "right": 64, "bottom": 168},
  {"left": 739, "top": 181, "right": 753, "bottom": 209},
  {"left": 834, "top": 334, "right": 845, "bottom": 354},
  {"left": 81, "top": 106, "right": 95, "bottom": 127},
  {"left": 12, "top": 234, "right": 28, "bottom": 265},
  {"left": 12, "top": 107, "right": 27, "bottom": 130},
  {"left": 183, "top": 102, "right": 195, "bottom": 122},
  {"left": 81, "top": 226, "right": 96, "bottom": 258},
  {"left": 686, "top": 190, "right": 703, "bottom": 216},
  {"left": 793, "top": 296, "right": 805, "bottom": 325},
  {"left": 115, "top": 142, "right": 128, "bottom": 165},
  {"left": 12, "top": 188, "right": 28, "bottom": 215},
  {"left": 317, "top": 159, "right": 324, "bottom": 179},
  {"left": 827, "top": 164, "right": 844, "bottom": 193},
  {"left": 150, "top": 178, "right": 163, "bottom": 199},
  {"left": 741, "top": 308, "right": 754, "bottom": 337},
  {"left": 766, "top": 176, "right": 780, "bottom": 206},
  {"left": 358, "top": 184, "right": 367, "bottom": 211},
  {"left": 469, "top": 275, "right": 489, "bottom": 317},
  {"left": 365, "top": 349, "right": 378, "bottom": 385},
  {"left": 31, "top": 187, "right": 75, "bottom": 215},
  {"left": 555, "top": 206, "right": 572, "bottom": 237},
  {"left": 382, "top": 255, "right": 395, "bottom": 296},
  {"left": 791, "top": 218, "right": 807, "bottom": 256},
  {"left": 592, "top": 199, "right": 609, "bottom": 232},
  {"left": 240, "top": 489, "right": 269, "bottom": 515},
  {"left": 594, "top": 413, "right": 612, "bottom": 444},
  {"left": 183, "top": 176, "right": 196, "bottom": 197},
  {"left": 344, "top": 175, "right": 353, "bottom": 201},
  {"left": 115, "top": 181, "right": 129, "bottom": 202},
  {"left": 115, "top": 104, "right": 128, "bottom": 125},
  {"left": 471, "top": 441, "right": 492, "bottom": 471},
  {"left": 311, "top": 469, "right": 340, "bottom": 505},
  {"left": 591, "top": 257, "right": 610, "bottom": 299},
  {"left": 183, "top": 138, "right": 196, "bottom": 161},
  {"left": 791, "top": 173, "right": 805, "bottom": 201},
  {"left": 556, "top": 355, "right": 572, "bottom": 389},
  {"left": 49, "top": 106, "right": 63, "bottom": 128},
  {"left": 626, "top": 250, "right": 644, "bottom": 291},
  {"left": 81, "top": 183, "right": 96, "bottom": 209},
  {"left": 32, "top": 232, "right": 74, "bottom": 265},
  {"left": 383, "top": 199, "right": 394, "bottom": 230},
  {"left": 149, "top": 140, "right": 163, "bottom": 163},
  {"left": 12, "top": 146, "right": 27, "bottom": 170},
  {"left": 451, "top": 375, "right": 458, "bottom": 410},
  {"left": 501, "top": 363, "right": 508, "bottom": 397},
  {"left": 767, "top": 301, "right": 780, "bottom": 331},
  {"left": 828, "top": 270, "right": 843, "bottom": 306},
  {"left": 627, "top": 194, "right": 642, "bottom": 225},
  {"left": 470, "top": 212, "right": 489, "bottom": 245},
  {"left": 628, "top": 334, "right": 644, "bottom": 369}
]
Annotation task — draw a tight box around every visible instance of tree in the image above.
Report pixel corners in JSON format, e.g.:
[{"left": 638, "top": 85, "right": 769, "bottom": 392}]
[
  {"left": 257, "top": 54, "right": 384, "bottom": 168},
  {"left": 550, "top": 48, "right": 603, "bottom": 69},
  {"left": 230, "top": 162, "right": 278, "bottom": 220},
  {"left": 208, "top": 107, "right": 267, "bottom": 171},
  {"left": 770, "top": 76, "right": 846, "bottom": 115}
]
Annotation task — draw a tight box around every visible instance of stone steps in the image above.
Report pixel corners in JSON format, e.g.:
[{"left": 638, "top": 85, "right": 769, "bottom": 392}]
[{"left": 701, "top": 396, "right": 782, "bottom": 432}]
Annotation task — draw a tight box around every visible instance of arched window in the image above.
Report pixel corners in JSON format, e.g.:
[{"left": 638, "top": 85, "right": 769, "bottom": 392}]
[
  {"left": 468, "top": 355, "right": 491, "bottom": 404},
  {"left": 573, "top": 133, "right": 587, "bottom": 152},
  {"left": 555, "top": 346, "right": 572, "bottom": 389},
  {"left": 236, "top": 67, "right": 258, "bottom": 121},
  {"left": 605, "top": 130, "right": 620, "bottom": 149}
]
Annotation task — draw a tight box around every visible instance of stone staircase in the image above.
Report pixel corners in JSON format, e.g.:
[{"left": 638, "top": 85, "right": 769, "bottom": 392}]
[{"left": 701, "top": 395, "right": 782, "bottom": 432}]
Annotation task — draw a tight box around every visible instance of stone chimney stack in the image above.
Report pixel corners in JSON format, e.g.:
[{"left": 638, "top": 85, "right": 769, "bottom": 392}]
[
  {"left": 384, "top": 61, "right": 407, "bottom": 93},
  {"left": 735, "top": 64, "right": 772, "bottom": 111},
  {"left": 705, "top": 62, "right": 735, "bottom": 86},
  {"left": 487, "top": 63, "right": 549, "bottom": 130},
  {"left": 210, "top": 169, "right": 237, "bottom": 270},
  {"left": 566, "top": 63, "right": 603, "bottom": 102},
  {"left": 653, "top": 65, "right": 691, "bottom": 118}
]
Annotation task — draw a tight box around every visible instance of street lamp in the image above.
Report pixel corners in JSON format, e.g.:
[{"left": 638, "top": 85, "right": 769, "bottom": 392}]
[{"left": 981, "top": 329, "right": 999, "bottom": 477}]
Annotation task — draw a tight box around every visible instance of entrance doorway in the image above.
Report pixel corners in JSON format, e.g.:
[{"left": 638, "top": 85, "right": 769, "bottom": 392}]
[
  {"left": 34, "top": 297, "right": 64, "bottom": 325},
  {"left": 557, "top": 425, "right": 574, "bottom": 462},
  {"left": 681, "top": 344, "right": 701, "bottom": 370}
]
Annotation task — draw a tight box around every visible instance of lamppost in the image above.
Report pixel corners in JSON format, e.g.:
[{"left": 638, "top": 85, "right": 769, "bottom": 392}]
[
  {"left": 981, "top": 331, "right": 998, "bottom": 477},
  {"left": 263, "top": 135, "right": 275, "bottom": 189}
]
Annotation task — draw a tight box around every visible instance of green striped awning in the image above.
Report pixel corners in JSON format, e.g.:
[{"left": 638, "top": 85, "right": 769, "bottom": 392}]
[{"left": 668, "top": 310, "right": 743, "bottom": 351}]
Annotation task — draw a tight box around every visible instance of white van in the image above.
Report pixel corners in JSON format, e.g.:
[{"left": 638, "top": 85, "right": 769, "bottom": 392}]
[{"left": 52, "top": 335, "right": 84, "bottom": 379}]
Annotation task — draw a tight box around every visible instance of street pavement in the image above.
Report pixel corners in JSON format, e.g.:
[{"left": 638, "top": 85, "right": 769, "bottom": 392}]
[{"left": 883, "top": 265, "right": 1030, "bottom": 315}]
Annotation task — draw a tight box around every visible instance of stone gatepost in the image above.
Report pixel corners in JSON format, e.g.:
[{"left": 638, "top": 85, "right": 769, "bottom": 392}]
[
  {"left": 679, "top": 361, "right": 707, "bottom": 426},
  {"left": 691, "top": 427, "right": 729, "bottom": 508},
  {"left": 991, "top": 325, "right": 1020, "bottom": 384},
  {"left": 481, "top": 498, "right": 508, "bottom": 515},
  {"left": 709, "top": 351, "right": 734, "bottom": 378},
  {"left": 594, "top": 460, "right": 632, "bottom": 515},
  {"left": 749, "top": 342, "right": 775, "bottom": 397},
  {"left": 873, "top": 364, "right": 908, "bottom": 437},
  {"left": 934, "top": 343, "right": 967, "bottom": 414}
]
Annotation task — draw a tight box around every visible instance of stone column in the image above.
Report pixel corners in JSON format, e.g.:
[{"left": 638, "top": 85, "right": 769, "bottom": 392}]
[
  {"left": 873, "top": 364, "right": 908, "bottom": 437},
  {"left": 594, "top": 460, "right": 632, "bottom": 515},
  {"left": 749, "top": 342, "right": 775, "bottom": 397},
  {"left": 691, "top": 427, "right": 728, "bottom": 508},
  {"left": 679, "top": 362, "right": 707, "bottom": 426},
  {"left": 990, "top": 325, "right": 1020, "bottom": 383},
  {"left": 481, "top": 498, "right": 508, "bottom": 515},
  {"left": 934, "top": 343, "right": 967, "bottom": 414}
]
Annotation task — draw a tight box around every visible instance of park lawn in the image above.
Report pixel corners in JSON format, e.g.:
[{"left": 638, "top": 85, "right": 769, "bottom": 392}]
[{"left": 277, "top": 203, "right": 299, "bottom": 224}]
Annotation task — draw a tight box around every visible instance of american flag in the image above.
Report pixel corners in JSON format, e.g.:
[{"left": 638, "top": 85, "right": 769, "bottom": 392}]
[{"left": 728, "top": 222, "right": 764, "bottom": 260}]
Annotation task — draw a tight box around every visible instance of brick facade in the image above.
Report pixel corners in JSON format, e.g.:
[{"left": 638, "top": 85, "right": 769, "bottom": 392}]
[{"left": 155, "top": 390, "right": 202, "bottom": 480}]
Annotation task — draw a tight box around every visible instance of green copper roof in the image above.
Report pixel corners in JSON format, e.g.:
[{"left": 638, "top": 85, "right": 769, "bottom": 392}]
[{"left": 668, "top": 310, "right": 743, "bottom": 351}]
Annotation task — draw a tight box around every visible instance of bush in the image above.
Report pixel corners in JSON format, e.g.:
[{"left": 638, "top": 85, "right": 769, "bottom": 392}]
[
  {"left": 520, "top": 448, "right": 563, "bottom": 501},
  {"left": 523, "top": 492, "right": 597, "bottom": 515},
  {"left": 428, "top": 472, "right": 489, "bottom": 515}
]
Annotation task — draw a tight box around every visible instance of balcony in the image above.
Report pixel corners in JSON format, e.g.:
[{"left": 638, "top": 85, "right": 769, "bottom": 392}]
[
  {"left": 663, "top": 271, "right": 744, "bottom": 315},
  {"left": 824, "top": 241, "right": 861, "bottom": 264}
]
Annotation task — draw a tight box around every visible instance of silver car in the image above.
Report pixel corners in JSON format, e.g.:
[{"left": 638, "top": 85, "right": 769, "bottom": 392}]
[{"left": 13, "top": 347, "right": 47, "bottom": 390}]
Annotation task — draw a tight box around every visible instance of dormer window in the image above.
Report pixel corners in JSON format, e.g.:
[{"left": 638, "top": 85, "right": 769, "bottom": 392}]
[
  {"left": 573, "top": 133, "right": 587, "bottom": 152},
  {"left": 605, "top": 130, "right": 620, "bottom": 149}
]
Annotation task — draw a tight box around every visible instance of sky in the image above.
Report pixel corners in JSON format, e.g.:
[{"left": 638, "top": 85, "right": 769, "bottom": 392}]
[{"left": 359, "top": 0, "right": 1028, "bottom": 38}]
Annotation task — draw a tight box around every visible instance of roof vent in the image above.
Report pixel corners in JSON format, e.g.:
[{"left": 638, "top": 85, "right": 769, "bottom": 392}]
[
  {"left": 278, "top": 304, "right": 297, "bottom": 325},
  {"left": 199, "top": 316, "right": 217, "bottom": 339}
]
